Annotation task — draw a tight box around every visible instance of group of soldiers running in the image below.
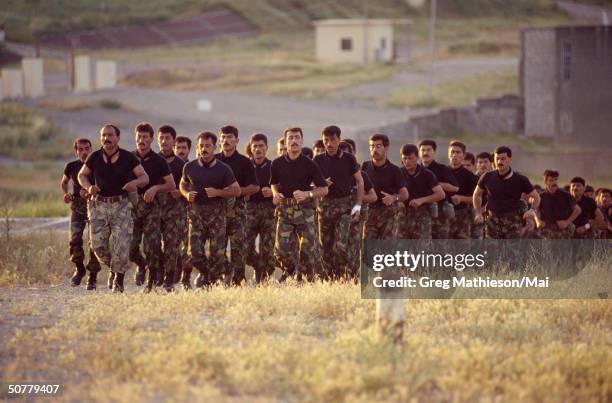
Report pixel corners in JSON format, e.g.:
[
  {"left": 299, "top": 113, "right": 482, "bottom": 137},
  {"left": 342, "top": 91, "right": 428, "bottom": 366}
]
[{"left": 61, "top": 122, "right": 612, "bottom": 293}]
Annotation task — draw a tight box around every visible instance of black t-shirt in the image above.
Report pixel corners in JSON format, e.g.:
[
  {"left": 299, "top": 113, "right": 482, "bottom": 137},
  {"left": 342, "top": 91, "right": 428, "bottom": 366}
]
[
  {"left": 250, "top": 158, "right": 273, "bottom": 206},
  {"left": 539, "top": 190, "right": 576, "bottom": 224},
  {"left": 84, "top": 148, "right": 140, "bottom": 197},
  {"left": 215, "top": 151, "right": 258, "bottom": 191},
  {"left": 362, "top": 160, "right": 406, "bottom": 208},
  {"left": 63, "top": 159, "right": 87, "bottom": 196},
  {"left": 477, "top": 170, "right": 534, "bottom": 214},
  {"left": 362, "top": 170, "right": 373, "bottom": 193},
  {"left": 160, "top": 152, "right": 185, "bottom": 190},
  {"left": 450, "top": 166, "right": 479, "bottom": 210},
  {"left": 182, "top": 158, "right": 236, "bottom": 204},
  {"left": 401, "top": 164, "right": 438, "bottom": 202},
  {"left": 575, "top": 196, "right": 597, "bottom": 227},
  {"left": 313, "top": 150, "right": 359, "bottom": 198},
  {"left": 424, "top": 160, "right": 458, "bottom": 206},
  {"left": 270, "top": 153, "right": 327, "bottom": 198},
  {"left": 133, "top": 150, "right": 171, "bottom": 195}
]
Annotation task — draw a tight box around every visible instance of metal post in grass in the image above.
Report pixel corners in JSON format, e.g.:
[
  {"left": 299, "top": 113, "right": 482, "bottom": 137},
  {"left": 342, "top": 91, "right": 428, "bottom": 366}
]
[{"left": 376, "top": 270, "right": 405, "bottom": 344}]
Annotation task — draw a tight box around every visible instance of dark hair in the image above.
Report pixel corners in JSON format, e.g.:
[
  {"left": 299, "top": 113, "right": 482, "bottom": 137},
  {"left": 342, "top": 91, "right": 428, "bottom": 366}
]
[
  {"left": 102, "top": 123, "right": 120, "bottom": 136},
  {"left": 400, "top": 143, "right": 419, "bottom": 157},
  {"left": 339, "top": 140, "right": 353, "bottom": 154},
  {"left": 220, "top": 125, "right": 239, "bottom": 138},
  {"left": 570, "top": 176, "right": 586, "bottom": 186},
  {"left": 464, "top": 152, "right": 475, "bottom": 165},
  {"left": 73, "top": 137, "right": 92, "bottom": 150},
  {"left": 598, "top": 188, "right": 611, "bottom": 196},
  {"left": 158, "top": 124, "right": 177, "bottom": 139},
  {"left": 476, "top": 152, "right": 493, "bottom": 162},
  {"left": 246, "top": 133, "right": 268, "bottom": 158},
  {"left": 302, "top": 147, "right": 313, "bottom": 159},
  {"left": 197, "top": 131, "right": 217, "bottom": 146},
  {"left": 322, "top": 125, "right": 341, "bottom": 138},
  {"left": 449, "top": 140, "right": 466, "bottom": 153},
  {"left": 135, "top": 122, "right": 155, "bottom": 137},
  {"left": 278, "top": 137, "right": 286, "bottom": 146},
  {"left": 344, "top": 138, "right": 356, "bottom": 152},
  {"left": 314, "top": 139, "right": 324, "bottom": 149},
  {"left": 283, "top": 127, "right": 303, "bottom": 140},
  {"left": 369, "top": 133, "right": 389, "bottom": 147},
  {"left": 175, "top": 136, "right": 192, "bottom": 150},
  {"left": 418, "top": 139, "right": 437, "bottom": 151},
  {"left": 543, "top": 169, "right": 559, "bottom": 179},
  {"left": 494, "top": 146, "right": 512, "bottom": 158},
  {"left": 585, "top": 185, "right": 594, "bottom": 193}
]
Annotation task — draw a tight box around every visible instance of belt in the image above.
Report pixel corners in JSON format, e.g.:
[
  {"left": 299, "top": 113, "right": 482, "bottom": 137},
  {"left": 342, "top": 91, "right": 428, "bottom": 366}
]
[
  {"left": 95, "top": 194, "right": 127, "bottom": 203},
  {"left": 487, "top": 208, "right": 522, "bottom": 218},
  {"left": 279, "top": 197, "right": 315, "bottom": 208},
  {"left": 321, "top": 196, "right": 352, "bottom": 203}
]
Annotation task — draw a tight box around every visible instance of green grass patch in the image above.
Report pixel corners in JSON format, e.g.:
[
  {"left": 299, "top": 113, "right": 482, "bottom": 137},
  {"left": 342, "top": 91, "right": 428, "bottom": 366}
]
[
  {"left": 387, "top": 70, "right": 517, "bottom": 108},
  {"left": 0, "top": 103, "right": 73, "bottom": 161}
]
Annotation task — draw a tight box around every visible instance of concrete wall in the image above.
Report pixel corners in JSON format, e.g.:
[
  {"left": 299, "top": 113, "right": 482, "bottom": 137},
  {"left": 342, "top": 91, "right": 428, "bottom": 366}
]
[
  {"left": 95, "top": 60, "right": 117, "bottom": 89},
  {"left": 74, "top": 55, "right": 92, "bottom": 92},
  {"left": 1, "top": 68, "right": 23, "bottom": 98},
  {"left": 315, "top": 21, "right": 393, "bottom": 64},
  {"left": 522, "top": 29, "right": 557, "bottom": 138},
  {"left": 22, "top": 57, "right": 44, "bottom": 98}
]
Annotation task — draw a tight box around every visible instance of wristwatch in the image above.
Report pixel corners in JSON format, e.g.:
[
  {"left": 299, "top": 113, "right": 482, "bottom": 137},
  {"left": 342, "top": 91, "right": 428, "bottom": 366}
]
[
  {"left": 395, "top": 194, "right": 399, "bottom": 202},
  {"left": 309, "top": 191, "right": 314, "bottom": 199}
]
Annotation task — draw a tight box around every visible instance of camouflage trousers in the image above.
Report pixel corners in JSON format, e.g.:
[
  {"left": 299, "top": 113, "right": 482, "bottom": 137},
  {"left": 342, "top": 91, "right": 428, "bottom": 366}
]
[
  {"left": 573, "top": 228, "right": 595, "bottom": 239},
  {"left": 69, "top": 200, "right": 101, "bottom": 272},
  {"left": 470, "top": 208, "right": 484, "bottom": 240},
  {"left": 177, "top": 200, "right": 190, "bottom": 273},
  {"left": 399, "top": 205, "right": 432, "bottom": 239},
  {"left": 365, "top": 203, "right": 401, "bottom": 240},
  {"left": 88, "top": 197, "right": 133, "bottom": 274},
  {"left": 275, "top": 199, "right": 318, "bottom": 278},
  {"left": 160, "top": 196, "right": 184, "bottom": 278},
  {"left": 485, "top": 210, "right": 523, "bottom": 239},
  {"left": 224, "top": 198, "right": 247, "bottom": 283},
  {"left": 431, "top": 216, "right": 450, "bottom": 239},
  {"left": 318, "top": 197, "right": 353, "bottom": 279},
  {"left": 450, "top": 207, "right": 472, "bottom": 239},
  {"left": 188, "top": 201, "right": 227, "bottom": 283},
  {"left": 246, "top": 202, "right": 276, "bottom": 280},
  {"left": 538, "top": 223, "right": 574, "bottom": 239},
  {"left": 129, "top": 196, "right": 162, "bottom": 272},
  {"left": 347, "top": 205, "right": 368, "bottom": 279}
]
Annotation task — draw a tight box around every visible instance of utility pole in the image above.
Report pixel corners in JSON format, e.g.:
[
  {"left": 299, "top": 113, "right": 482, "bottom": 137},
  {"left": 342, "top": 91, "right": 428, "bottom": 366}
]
[{"left": 428, "top": 0, "right": 437, "bottom": 100}]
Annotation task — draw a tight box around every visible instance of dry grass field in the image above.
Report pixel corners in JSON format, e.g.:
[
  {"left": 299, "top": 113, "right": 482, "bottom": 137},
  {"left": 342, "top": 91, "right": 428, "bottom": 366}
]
[{"left": 0, "top": 231, "right": 610, "bottom": 402}]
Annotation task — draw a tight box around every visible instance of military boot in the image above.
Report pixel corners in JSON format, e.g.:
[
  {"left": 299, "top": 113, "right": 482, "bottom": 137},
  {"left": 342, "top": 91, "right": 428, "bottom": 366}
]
[
  {"left": 70, "top": 263, "right": 86, "bottom": 287},
  {"left": 134, "top": 264, "right": 146, "bottom": 286},
  {"left": 180, "top": 268, "right": 192, "bottom": 290},
  {"left": 86, "top": 270, "right": 98, "bottom": 291},
  {"left": 107, "top": 271, "right": 115, "bottom": 289},
  {"left": 163, "top": 270, "right": 175, "bottom": 292},
  {"left": 155, "top": 267, "right": 165, "bottom": 288},
  {"left": 112, "top": 272, "right": 125, "bottom": 293}
]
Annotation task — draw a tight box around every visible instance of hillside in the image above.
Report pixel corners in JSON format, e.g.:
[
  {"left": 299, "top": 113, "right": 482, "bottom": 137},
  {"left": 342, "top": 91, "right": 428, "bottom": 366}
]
[{"left": 0, "top": 0, "right": 592, "bottom": 43}]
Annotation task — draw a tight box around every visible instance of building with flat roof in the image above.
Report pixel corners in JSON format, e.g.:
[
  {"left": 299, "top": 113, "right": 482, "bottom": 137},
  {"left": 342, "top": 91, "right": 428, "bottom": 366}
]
[{"left": 313, "top": 19, "right": 395, "bottom": 64}]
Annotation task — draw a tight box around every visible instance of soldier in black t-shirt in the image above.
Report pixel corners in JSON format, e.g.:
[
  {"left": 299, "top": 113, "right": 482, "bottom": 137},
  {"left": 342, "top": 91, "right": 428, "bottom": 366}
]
[
  {"left": 447, "top": 141, "right": 479, "bottom": 239},
  {"left": 216, "top": 125, "right": 259, "bottom": 286},
  {"left": 595, "top": 188, "right": 612, "bottom": 239},
  {"left": 271, "top": 127, "right": 328, "bottom": 282},
  {"left": 180, "top": 131, "right": 241, "bottom": 288},
  {"left": 78, "top": 124, "right": 149, "bottom": 293},
  {"left": 362, "top": 134, "right": 408, "bottom": 240},
  {"left": 473, "top": 146, "right": 540, "bottom": 239},
  {"left": 245, "top": 133, "right": 277, "bottom": 283},
  {"left": 471, "top": 152, "right": 494, "bottom": 239},
  {"left": 61, "top": 138, "right": 101, "bottom": 289},
  {"left": 313, "top": 125, "right": 365, "bottom": 280},
  {"left": 537, "top": 170, "right": 581, "bottom": 239},
  {"left": 155, "top": 125, "right": 186, "bottom": 291},
  {"left": 128, "top": 123, "right": 175, "bottom": 293},
  {"left": 570, "top": 177, "right": 606, "bottom": 239},
  {"left": 419, "top": 139, "right": 459, "bottom": 239},
  {"left": 400, "top": 144, "right": 445, "bottom": 239}
]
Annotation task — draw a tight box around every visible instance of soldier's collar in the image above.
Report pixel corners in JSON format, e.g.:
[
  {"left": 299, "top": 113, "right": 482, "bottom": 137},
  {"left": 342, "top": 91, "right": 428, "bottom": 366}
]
[
  {"left": 325, "top": 150, "right": 343, "bottom": 159},
  {"left": 135, "top": 149, "right": 154, "bottom": 161},
  {"left": 253, "top": 158, "right": 269, "bottom": 168},
  {"left": 199, "top": 156, "right": 216, "bottom": 167},
  {"left": 497, "top": 168, "right": 513, "bottom": 179}
]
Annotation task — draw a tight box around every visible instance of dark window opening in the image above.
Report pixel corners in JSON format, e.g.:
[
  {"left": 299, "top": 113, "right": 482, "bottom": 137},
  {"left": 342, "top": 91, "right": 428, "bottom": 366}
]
[
  {"left": 561, "top": 42, "right": 571, "bottom": 81},
  {"left": 341, "top": 38, "right": 352, "bottom": 51}
]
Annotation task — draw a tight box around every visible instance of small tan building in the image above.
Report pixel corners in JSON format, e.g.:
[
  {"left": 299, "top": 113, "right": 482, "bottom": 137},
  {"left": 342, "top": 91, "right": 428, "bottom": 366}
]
[{"left": 313, "top": 19, "right": 394, "bottom": 64}]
